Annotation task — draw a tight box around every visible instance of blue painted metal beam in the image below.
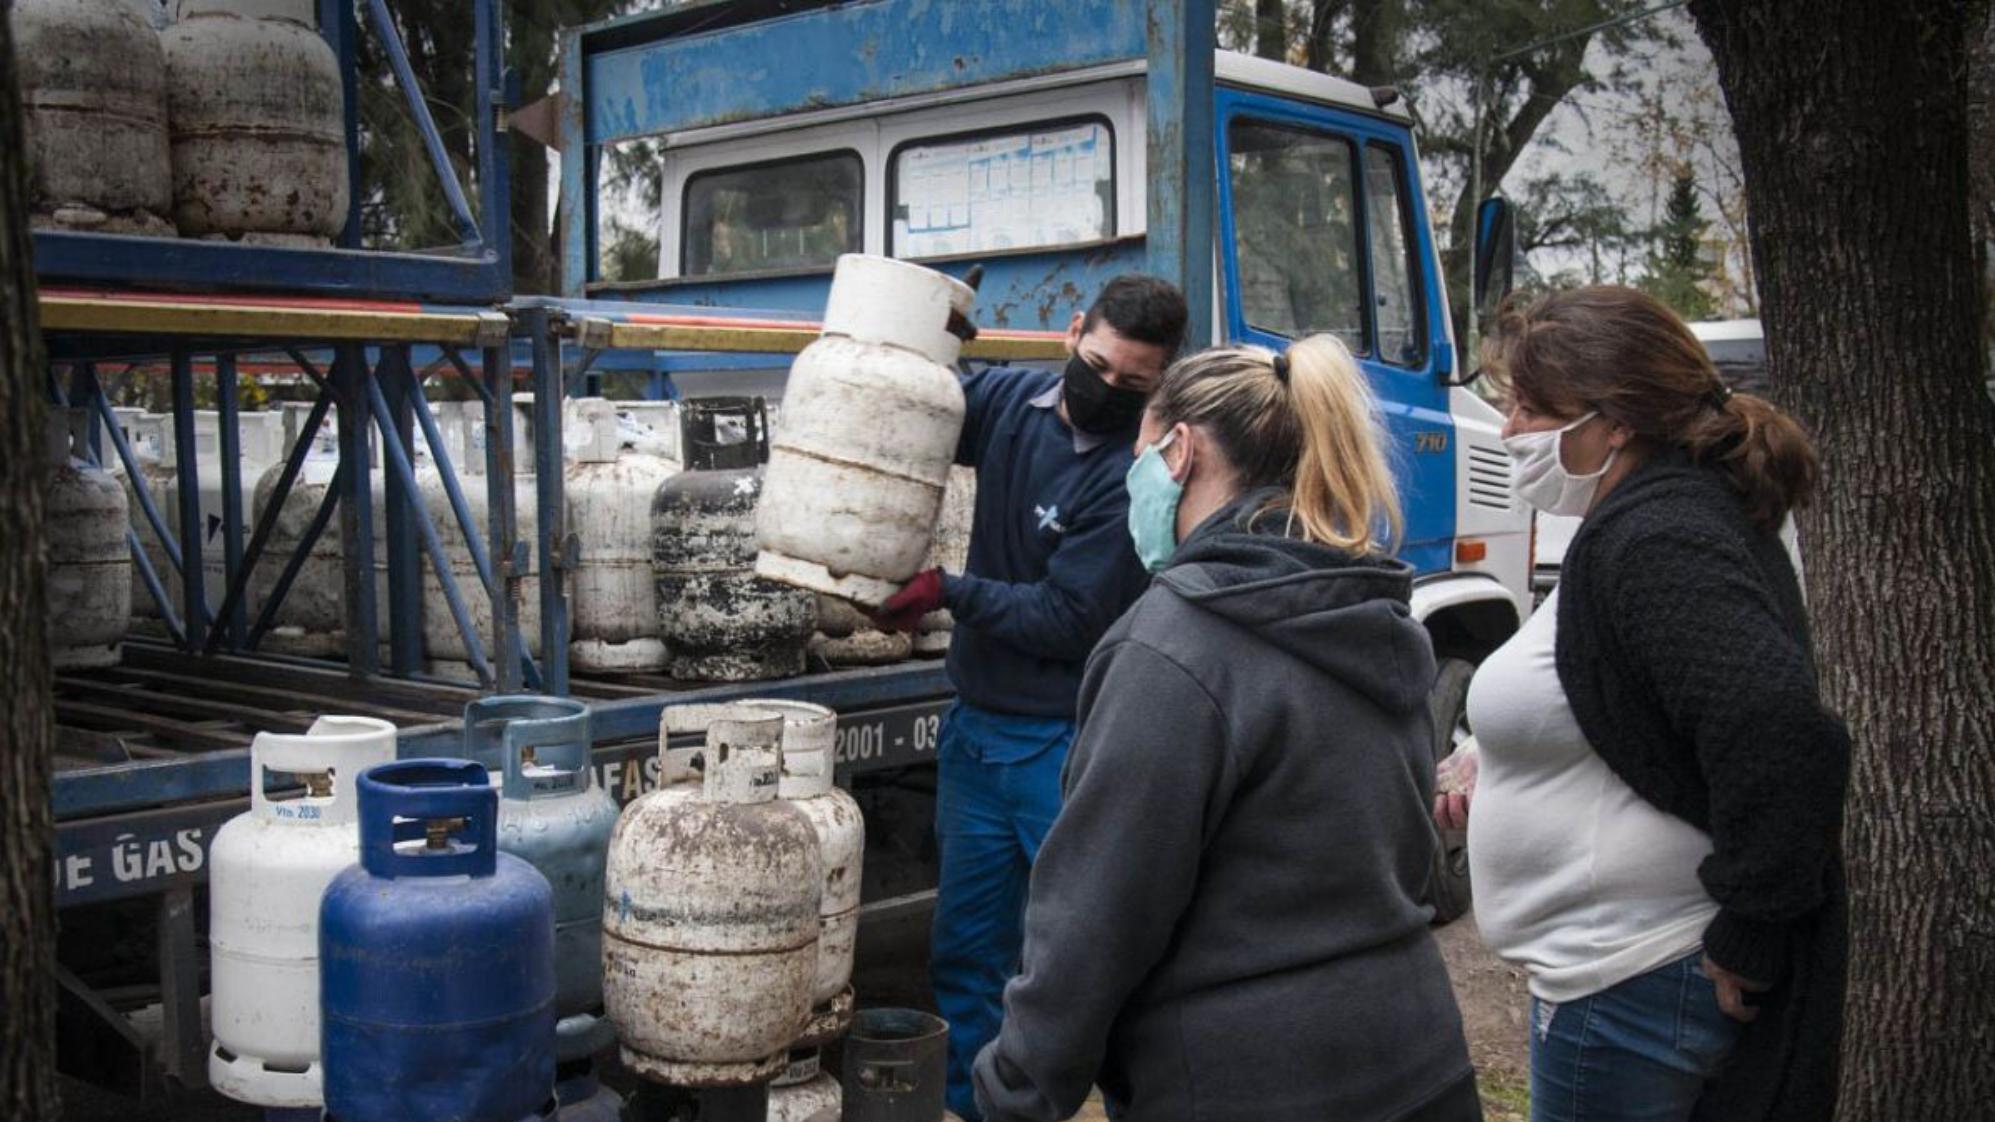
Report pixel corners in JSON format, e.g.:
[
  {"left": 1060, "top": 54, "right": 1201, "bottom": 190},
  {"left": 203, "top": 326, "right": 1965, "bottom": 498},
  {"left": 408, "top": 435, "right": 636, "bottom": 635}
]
[
  {"left": 525, "top": 308, "right": 571, "bottom": 694},
  {"left": 215, "top": 355, "right": 247, "bottom": 647},
  {"left": 1146, "top": 0, "right": 1217, "bottom": 348},
  {"left": 334, "top": 346, "right": 379, "bottom": 675},
  {"left": 33, "top": 232, "right": 507, "bottom": 304},
  {"left": 482, "top": 343, "right": 528, "bottom": 695},
  {"left": 378, "top": 347, "right": 426, "bottom": 676},
  {"left": 168, "top": 347, "right": 209, "bottom": 651},
  {"left": 580, "top": 0, "right": 1147, "bottom": 145}
]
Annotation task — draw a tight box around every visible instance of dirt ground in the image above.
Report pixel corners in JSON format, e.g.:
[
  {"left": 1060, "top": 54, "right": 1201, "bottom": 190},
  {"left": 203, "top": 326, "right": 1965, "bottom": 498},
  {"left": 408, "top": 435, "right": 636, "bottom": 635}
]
[
  {"left": 60, "top": 916, "right": 1529, "bottom": 1121},
  {"left": 1435, "top": 916, "right": 1533, "bottom": 1120}
]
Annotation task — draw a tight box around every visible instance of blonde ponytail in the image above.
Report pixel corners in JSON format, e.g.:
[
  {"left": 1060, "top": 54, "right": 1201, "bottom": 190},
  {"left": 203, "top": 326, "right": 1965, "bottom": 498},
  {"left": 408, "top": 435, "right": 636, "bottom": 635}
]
[
  {"left": 1149, "top": 334, "right": 1400, "bottom": 555},
  {"left": 1282, "top": 334, "right": 1401, "bottom": 554}
]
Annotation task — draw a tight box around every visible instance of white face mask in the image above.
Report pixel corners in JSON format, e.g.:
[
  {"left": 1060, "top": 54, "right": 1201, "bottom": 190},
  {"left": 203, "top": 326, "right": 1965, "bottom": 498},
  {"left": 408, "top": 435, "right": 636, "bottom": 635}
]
[{"left": 1504, "top": 411, "right": 1618, "bottom": 517}]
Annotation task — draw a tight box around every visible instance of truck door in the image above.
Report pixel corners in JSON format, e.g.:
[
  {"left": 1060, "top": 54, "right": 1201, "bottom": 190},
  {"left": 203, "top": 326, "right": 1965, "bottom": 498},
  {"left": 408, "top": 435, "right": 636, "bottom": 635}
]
[{"left": 1214, "top": 89, "right": 1455, "bottom": 573}]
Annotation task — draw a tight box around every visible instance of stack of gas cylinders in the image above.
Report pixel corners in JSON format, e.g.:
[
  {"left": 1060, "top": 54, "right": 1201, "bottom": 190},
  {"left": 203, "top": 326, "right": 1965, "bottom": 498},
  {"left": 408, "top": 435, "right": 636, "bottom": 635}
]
[{"left": 203, "top": 694, "right": 961, "bottom": 1121}]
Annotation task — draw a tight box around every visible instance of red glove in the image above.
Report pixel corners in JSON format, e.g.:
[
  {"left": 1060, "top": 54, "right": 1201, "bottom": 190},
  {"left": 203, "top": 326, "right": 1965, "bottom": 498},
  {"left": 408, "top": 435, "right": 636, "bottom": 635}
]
[{"left": 870, "top": 568, "right": 945, "bottom": 633}]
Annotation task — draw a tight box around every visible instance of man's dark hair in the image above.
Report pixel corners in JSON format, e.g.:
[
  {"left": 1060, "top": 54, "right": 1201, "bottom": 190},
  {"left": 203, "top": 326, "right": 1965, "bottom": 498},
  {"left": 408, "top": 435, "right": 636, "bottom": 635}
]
[{"left": 1080, "top": 274, "right": 1189, "bottom": 359}]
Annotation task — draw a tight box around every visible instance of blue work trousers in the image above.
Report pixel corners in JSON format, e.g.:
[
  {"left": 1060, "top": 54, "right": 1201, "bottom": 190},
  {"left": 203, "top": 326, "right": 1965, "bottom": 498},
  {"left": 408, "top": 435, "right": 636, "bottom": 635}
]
[
  {"left": 930, "top": 702, "right": 1074, "bottom": 1122},
  {"left": 1530, "top": 950, "right": 1745, "bottom": 1122}
]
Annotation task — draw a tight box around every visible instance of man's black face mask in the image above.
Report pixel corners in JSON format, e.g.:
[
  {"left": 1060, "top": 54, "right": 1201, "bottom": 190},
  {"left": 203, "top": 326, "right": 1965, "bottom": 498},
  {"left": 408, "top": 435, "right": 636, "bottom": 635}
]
[{"left": 1062, "top": 352, "right": 1147, "bottom": 436}]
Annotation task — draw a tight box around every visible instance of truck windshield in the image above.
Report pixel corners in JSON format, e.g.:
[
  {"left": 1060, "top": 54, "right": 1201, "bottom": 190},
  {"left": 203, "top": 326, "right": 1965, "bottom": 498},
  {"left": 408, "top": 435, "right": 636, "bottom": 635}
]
[
  {"left": 682, "top": 151, "right": 863, "bottom": 276},
  {"left": 1228, "top": 119, "right": 1365, "bottom": 353}
]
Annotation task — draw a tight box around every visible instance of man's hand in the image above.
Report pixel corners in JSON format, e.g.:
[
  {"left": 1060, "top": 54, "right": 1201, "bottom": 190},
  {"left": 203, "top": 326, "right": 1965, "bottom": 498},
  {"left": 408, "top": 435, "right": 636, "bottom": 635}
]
[
  {"left": 870, "top": 568, "right": 946, "bottom": 632},
  {"left": 1432, "top": 738, "right": 1479, "bottom": 832},
  {"left": 1702, "top": 954, "right": 1770, "bottom": 1023}
]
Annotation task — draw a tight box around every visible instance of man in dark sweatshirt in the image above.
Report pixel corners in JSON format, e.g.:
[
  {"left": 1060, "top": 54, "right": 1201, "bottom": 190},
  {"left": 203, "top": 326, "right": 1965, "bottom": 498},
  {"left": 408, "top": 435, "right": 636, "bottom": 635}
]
[{"left": 873, "top": 274, "right": 1188, "bottom": 1121}]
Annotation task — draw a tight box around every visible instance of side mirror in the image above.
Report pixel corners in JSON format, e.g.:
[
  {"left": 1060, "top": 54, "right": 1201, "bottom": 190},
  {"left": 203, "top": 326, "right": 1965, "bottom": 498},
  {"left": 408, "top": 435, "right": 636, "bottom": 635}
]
[{"left": 1473, "top": 196, "right": 1516, "bottom": 319}]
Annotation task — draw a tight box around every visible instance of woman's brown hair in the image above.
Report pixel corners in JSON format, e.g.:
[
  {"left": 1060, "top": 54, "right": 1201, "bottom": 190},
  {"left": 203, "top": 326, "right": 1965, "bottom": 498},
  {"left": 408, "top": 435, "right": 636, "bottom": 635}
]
[{"left": 1482, "top": 285, "right": 1818, "bottom": 532}]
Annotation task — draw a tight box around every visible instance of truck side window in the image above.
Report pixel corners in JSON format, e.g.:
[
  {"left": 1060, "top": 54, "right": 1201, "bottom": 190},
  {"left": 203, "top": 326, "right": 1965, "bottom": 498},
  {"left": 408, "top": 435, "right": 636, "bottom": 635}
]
[
  {"left": 1227, "top": 119, "right": 1364, "bottom": 353},
  {"left": 889, "top": 118, "right": 1114, "bottom": 259},
  {"left": 1363, "top": 144, "right": 1426, "bottom": 367},
  {"left": 682, "top": 151, "right": 863, "bottom": 277}
]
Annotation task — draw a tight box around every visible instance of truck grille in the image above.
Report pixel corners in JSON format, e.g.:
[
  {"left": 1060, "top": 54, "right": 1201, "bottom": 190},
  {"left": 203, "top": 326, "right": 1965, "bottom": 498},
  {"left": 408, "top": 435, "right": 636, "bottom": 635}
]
[{"left": 1467, "top": 445, "right": 1514, "bottom": 510}]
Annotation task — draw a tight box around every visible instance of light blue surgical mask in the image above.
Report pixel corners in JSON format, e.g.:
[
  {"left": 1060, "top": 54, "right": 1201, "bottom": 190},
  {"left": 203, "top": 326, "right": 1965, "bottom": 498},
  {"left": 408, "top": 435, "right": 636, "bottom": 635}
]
[{"left": 1125, "top": 428, "right": 1184, "bottom": 574}]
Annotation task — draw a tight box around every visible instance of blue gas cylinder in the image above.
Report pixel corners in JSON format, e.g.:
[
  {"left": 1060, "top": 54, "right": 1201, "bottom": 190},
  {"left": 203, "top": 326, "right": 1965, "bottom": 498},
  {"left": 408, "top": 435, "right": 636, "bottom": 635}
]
[{"left": 320, "top": 758, "right": 558, "bottom": 1122}]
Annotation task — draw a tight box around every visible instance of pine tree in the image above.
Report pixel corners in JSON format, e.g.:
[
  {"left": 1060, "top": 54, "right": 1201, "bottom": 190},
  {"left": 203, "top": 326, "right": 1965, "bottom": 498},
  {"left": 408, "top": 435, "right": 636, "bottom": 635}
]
[{"left": 1642, "top": 170, "right": 1718, "bottom": 319}]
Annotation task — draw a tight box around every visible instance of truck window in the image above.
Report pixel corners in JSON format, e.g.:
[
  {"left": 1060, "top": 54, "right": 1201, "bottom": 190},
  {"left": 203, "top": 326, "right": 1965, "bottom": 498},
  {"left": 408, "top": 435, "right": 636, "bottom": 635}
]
[
  {"left": 1363, "top": 144, "right": 1425, "bottom": 367},
  {"left": 890, "top": 118, "right": 1114, "bottom": 259},
  {"left": 681, "top": 150, "right": 863, "bottom": 277},
  {"left": 1227, "top": 119, "right": 1365, "bottom": 353}
]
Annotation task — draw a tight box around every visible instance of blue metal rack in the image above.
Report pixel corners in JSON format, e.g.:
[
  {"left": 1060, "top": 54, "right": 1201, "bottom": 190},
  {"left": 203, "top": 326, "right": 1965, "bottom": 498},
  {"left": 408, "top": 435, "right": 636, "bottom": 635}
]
[{"left": 34, "top": 0, "right": 510, "bottom": 303}]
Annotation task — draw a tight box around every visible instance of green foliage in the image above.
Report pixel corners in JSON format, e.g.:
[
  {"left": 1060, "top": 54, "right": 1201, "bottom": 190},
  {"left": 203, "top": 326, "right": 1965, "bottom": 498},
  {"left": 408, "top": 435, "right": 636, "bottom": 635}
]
[{"left": 1639, "top": 170, "right": 1716, "bottom": 320}]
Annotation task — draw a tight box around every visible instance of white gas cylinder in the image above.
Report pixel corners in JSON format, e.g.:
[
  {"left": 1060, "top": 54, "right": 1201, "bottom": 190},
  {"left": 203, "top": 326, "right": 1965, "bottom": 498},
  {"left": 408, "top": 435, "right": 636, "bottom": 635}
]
[
  {"left": 163, "top": 0, "right": 347, "bottom": 243},
  {"left": 567, "top": 398, "right": 679, "bottom": 672},
  {"left": 207, "top": 714, "right": 398, "bottom": 1109},
  {"left": 742, "top": 699, "right": 862, "bottom": 1046},
  {"left": 13, "top": 0, "right": 175, "bottom": 234},
  {"left": 251, "top": 404, "right": 342, "bottom": 655},
  {"left": 768, "top": 1050, "right": 841, "bottom": 1122},
  {"left": 602, "top": 711, "right": 821, "bottom": 1086},
  {"left": 754, "top": 255, "right": 973, "bottom": 607},
  {"left": 914, "top": 464, "right": 977, "bottom": 655},
  {"left": 44, "top": 408, "right": 131, "bottom": 668}
]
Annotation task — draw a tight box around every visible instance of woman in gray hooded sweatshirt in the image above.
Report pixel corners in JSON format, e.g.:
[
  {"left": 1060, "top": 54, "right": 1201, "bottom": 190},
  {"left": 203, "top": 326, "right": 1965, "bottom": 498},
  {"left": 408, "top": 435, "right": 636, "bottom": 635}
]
[{"left": 971, "top": 336, "right": 1480, "bottom": 1122}]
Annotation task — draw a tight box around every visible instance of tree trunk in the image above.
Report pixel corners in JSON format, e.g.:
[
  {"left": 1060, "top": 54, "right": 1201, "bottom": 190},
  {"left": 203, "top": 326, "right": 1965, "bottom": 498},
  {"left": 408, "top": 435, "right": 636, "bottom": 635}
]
[
  {"left": 1346, "top": 0, "right": 1398, "bottom": 86},
  {"left": 1254, "top": 0, "right": 1286, "bottom": 60},
  {"left": 1689, "top": 2, "right": 1995, "bottom": 1117},
  {"left": 0, "top": 1, "right": 61, "bottom": 1117}
]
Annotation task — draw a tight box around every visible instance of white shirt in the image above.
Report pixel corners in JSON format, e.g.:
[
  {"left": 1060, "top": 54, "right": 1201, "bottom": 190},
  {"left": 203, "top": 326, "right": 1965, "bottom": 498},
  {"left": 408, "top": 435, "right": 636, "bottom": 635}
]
[{"left": 1466, "top": 588, "right": 1719, "bottom": 1003}]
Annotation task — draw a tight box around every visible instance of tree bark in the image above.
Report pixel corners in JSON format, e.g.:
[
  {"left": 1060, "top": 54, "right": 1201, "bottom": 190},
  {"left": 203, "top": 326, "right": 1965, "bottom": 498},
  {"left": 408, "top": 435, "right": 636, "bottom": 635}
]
[
  {"left": 0, "top": 1, "right": 61, "bottom": 1117},
  {"left": 1304, "top": 0, "right": 1345, "bottom": 73},
  {"left": 1346, "top": 0, "right": 1399, "bottom": 86},
  {"left": 1689, "top": 2, "right": 1995, "bottom": 1117},
  {"left": 1254, "top": 0, "right": 1286, "bottom": 60}
]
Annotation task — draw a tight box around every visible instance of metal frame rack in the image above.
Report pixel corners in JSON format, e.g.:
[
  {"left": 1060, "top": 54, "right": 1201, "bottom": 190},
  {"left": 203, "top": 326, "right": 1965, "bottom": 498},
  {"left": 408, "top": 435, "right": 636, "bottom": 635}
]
[
  {"left": 36, "top": 0, "right": 509, "bottom": 303},
  {"left": 45, "top": 0, "right": 1215, "bottom": 1098}
]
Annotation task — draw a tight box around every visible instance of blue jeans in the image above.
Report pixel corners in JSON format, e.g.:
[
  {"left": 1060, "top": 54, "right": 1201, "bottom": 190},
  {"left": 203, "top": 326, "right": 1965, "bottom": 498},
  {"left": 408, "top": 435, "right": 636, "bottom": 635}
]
[
  {"left": 1530, "top": 951, "right": 1745, "bottom": 1122},
  {"left": 930, "top": 703, "right": 1073, "bottom": 1122}
]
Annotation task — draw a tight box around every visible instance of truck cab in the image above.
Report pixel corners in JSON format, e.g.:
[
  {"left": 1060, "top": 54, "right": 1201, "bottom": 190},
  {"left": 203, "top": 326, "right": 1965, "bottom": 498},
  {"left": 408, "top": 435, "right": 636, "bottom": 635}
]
[{"left": 562, "top": 0, "right": 1530, "bottom": 914}]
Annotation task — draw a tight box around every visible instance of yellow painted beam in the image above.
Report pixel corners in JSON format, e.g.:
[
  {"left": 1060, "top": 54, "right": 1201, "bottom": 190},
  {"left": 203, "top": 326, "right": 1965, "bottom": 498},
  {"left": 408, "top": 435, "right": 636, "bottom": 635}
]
[
  {"left": 39, "top": 293, "right": 510, "bottom": 347},
  {"left": 578, "top": 317, "right": 1067, "bottom": 361}
]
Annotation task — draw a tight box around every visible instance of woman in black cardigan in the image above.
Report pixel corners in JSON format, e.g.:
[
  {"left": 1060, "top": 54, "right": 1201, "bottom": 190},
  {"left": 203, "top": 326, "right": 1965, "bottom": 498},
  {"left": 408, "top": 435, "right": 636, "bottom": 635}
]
[{"left": 1435, "top": 286, "right": 1849, "bottom": 1122}]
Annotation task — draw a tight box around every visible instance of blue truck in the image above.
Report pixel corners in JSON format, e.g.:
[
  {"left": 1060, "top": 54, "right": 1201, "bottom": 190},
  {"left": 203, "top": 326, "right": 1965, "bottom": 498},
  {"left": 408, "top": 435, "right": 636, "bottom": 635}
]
[{"left": 556, "top": 0, "right": 1533, "bottom": 914}]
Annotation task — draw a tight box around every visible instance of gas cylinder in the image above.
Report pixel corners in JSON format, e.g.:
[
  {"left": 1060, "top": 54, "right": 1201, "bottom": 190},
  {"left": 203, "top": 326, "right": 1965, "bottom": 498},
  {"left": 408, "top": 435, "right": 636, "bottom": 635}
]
[
  {"left": 768, "top": 1050, "right": 841, "bottom": 1122},
  {"left": 125, "top": 414, "right": 181, "bottom": 636},
  {"left": 423, "top": 404, "right": 547, "bottom": 678},
  {"left": 44, "top": 408, "right": 131, "bottom": 669},
  {"left": 915, "top": 465, "right": 976, "bottom": 655},
  {"left": 190, "top": 410, "right": 280, "bottom": 619},
  {"left": 742, "top": 700, "right": 862, "bottom": 1047},
  {"left": 811, "top": 595, "right": 913, "bottom": 667},
  {"left": 651, "top": 398, "right": 814, "bottom": 681},
  {"left": 321, "top": 759, "right": 557, "bottom": 1122},
  {"left": 252, "top": 404, "right": 343, "bottom": 656},
  {"left": 163, "top": 1, "right": 346, "bottom": 244},
  {"left": 208, "top": 715, "right": 397, "bottom": 1110},
  {"left": 602, "top": 712, "right": 821, "bottom": 1085},
  {"left": 754, "top": 254, "right": 974, "bottom": 608},
  {"left": 567, "top": 399, "right": 679, "bottom": 673},
  {"left": 12, "top": 0, "right": 174, "bottom": 234},
  {"left": 461, "top": 695, "right": 618, "bottom": 1064}
]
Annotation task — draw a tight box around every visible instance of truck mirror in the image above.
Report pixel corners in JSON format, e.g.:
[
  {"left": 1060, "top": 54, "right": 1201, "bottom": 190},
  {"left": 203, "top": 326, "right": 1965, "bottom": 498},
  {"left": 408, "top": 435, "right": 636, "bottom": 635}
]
[{"left": 1473, "top": 196, "right": 1516, "bottom": 319}]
